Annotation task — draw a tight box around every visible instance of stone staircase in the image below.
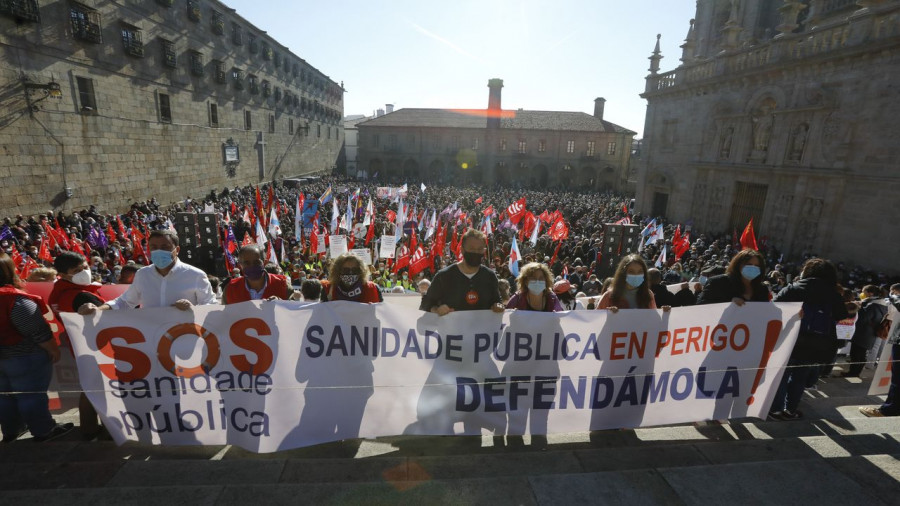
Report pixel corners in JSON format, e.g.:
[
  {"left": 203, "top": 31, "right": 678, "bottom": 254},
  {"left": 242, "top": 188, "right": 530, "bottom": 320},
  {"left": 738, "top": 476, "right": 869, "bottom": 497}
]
[{"left": 2, "top": 373, "right": 899, "bottom": 505}]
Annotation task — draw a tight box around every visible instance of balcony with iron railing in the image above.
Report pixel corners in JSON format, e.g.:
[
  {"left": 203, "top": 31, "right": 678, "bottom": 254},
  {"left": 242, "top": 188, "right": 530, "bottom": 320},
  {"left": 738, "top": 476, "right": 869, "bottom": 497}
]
[
  {"left": 644, "top": 2, "right": 900, "bottom": 95},
  {"left": 0, "top": 0, "right": 41, "bottom": 23},
  {"left": 72, "top": 18, "right": 102, "bottom": 44},
  {"left": 123, "top": 38, "right": 144, "bottom": 57}
]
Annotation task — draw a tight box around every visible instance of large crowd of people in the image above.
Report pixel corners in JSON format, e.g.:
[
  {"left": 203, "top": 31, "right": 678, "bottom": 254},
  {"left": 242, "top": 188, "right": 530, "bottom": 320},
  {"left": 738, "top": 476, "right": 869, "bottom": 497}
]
[{"left": 2, "top": 174, "right": 900, "bottom": 445}]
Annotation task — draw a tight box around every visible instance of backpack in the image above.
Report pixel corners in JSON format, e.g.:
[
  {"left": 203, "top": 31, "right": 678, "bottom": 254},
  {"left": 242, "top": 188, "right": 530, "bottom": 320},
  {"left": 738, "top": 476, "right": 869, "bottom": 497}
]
[{"left": 799, "top": 302, "right": 833, "bottom": 336}]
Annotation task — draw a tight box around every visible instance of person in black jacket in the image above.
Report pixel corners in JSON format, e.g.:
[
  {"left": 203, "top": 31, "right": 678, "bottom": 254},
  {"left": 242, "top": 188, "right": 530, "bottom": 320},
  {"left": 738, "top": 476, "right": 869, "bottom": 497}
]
[
  {"left": 769, "top": 258, "right": 849, "bottom": 420},
  {"left": 696, "top": 249, "right": 770, "bottom": 305},
  {"left": 844, "top": 285, "right": 889, "bottom": 377}
]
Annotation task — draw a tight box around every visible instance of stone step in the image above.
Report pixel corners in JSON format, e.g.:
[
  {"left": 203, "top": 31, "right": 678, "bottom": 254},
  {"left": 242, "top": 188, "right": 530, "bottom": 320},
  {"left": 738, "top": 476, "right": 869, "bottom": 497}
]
[{"left": 2, "top": 455, "right": 899, "bottom": 506}]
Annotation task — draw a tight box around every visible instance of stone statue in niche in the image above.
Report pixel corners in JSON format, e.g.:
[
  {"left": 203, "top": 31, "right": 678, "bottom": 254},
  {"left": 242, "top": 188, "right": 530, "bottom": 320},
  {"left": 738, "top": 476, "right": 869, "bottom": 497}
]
[
  {"left": 752, "top": 105, "right": 774, "bottom": 152},
  {"left": 719, "top": 127, "right": 734, "bottom": 159},
  {"left": 787, "top": 123, "right": 809, "bottom": 162}
]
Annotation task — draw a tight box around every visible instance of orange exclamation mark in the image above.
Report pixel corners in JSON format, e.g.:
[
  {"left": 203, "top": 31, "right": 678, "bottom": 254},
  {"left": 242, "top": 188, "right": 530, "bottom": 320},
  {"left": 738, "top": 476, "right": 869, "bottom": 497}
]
[{"left": 747, "top": 319, "right": 783, "bottom": 406}]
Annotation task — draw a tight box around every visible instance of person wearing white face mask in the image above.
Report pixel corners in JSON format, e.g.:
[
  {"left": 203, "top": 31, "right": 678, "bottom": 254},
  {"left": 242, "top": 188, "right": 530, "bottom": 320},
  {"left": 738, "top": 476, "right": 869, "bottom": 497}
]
[
  {"left": 48, "top": 251, "right": 108, "bottom": 440},
  {"left": 78, "top": 230, "right": 216, "bottom": 314},
  {"left": 505, "top": 262, "right": 563, "bottom": 312}
]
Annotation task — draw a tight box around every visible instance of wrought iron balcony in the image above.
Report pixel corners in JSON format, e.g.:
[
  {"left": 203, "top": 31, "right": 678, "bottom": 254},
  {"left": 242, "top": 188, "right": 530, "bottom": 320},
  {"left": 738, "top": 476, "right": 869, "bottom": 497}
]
[
  {"left": 0, "top": 0, "right": 41, "bottom": 23},
  {"left": 72, "top": 19, "right": 102, "bottom": 44},
  {"left": 123, "top": 39, "right": 144, "bottom": 57}
]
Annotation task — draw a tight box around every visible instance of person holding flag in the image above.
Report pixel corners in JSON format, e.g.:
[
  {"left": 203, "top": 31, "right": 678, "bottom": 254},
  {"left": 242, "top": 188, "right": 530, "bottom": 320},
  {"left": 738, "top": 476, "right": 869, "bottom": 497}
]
[{"left": 223, "top": 244, "right": 292, "bottom": 304}]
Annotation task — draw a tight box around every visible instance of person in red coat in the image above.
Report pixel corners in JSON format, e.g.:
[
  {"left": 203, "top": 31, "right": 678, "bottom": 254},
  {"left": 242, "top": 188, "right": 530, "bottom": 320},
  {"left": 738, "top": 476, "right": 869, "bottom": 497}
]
[
  {"left": 223, "top": 244, "right": 292, "bottom": 304},
  {"left": 48, "top": 251, "right": 107, "bottom": 440},
  {"left": 320, "top": 253, "right": 382, "bottom": 303}
]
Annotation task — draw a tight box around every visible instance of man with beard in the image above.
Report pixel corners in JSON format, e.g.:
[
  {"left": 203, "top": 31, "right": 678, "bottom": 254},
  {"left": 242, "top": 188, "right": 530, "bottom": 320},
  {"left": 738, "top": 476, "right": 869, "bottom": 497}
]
[{"left": 420, "top": 228, "right": 504, "bottom": 315}]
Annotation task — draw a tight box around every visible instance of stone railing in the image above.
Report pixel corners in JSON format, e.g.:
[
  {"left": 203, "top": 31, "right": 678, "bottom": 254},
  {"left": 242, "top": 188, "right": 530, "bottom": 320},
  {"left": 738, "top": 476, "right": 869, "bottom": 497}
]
[{"left": 645, "top": 2, "right": 900, "bottom": 94}]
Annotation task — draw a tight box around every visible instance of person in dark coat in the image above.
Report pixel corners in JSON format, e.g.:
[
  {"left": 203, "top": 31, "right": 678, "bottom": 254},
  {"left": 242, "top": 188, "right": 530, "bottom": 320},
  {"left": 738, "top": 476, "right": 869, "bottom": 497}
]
[
  {"left": 696, "top": 249, "right": 770, "bottom": 306},
  {"left": 769, "top": 258, "right": 849, "bottom": 420},
  {"left": 844, "top": 285, "right": 889, "bottom": 377}
]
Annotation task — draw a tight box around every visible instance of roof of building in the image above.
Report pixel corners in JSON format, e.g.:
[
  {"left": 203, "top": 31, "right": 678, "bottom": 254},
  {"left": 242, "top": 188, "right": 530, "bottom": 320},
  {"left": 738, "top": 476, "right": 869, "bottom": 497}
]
[{"left": 356, "top": 108, "right": 636, "bottom": 135}]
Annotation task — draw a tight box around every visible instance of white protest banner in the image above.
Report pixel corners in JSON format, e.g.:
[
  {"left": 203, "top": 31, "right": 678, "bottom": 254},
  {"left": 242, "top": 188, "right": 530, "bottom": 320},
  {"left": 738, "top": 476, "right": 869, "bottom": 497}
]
[
  {"left": 868, "top": 342, "right": 893, "bottom": 396},
  {"left": 62, "top": 302, "right": 801, "bottom": 453},
  {"left": 379, "top": 235, "right": 397, "bottom": 259},
  {"left": 376, "top": 187, "right": 393, "bottom": 199},
  {"left": 316, "top": 234, "right": 326, "bottom": 254},
  {"left": 328, "top": 235, "right": 348, "bottom": 258},
  {"left": 350, "top": 248, "right": 372, "bottom": 265}
]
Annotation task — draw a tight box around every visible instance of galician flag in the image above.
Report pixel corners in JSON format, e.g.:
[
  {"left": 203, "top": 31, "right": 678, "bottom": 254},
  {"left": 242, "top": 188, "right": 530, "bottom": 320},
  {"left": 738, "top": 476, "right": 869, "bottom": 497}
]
[{"left": 509, "top": 236, "right": 521, "bottom": 277}]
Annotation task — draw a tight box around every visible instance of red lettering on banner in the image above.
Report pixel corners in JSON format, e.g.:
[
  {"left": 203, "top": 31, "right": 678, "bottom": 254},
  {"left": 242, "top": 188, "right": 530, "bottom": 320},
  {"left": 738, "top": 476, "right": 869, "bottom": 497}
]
[
  {"left": 230, "top": 318, "right": 274, "bottom": 374},
  {"left": 157, "top": 323, "right": 221, "bottom": 378},
  {"left": 97, "top": 327, "right": 151, "bottom": 382}
]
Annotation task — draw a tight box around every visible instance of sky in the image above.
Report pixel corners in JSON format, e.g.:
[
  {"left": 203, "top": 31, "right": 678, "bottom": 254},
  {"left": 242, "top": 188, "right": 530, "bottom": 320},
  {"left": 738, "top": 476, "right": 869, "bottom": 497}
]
[{"left": 224, "top": 0, "right": 697, "bottom": 138}]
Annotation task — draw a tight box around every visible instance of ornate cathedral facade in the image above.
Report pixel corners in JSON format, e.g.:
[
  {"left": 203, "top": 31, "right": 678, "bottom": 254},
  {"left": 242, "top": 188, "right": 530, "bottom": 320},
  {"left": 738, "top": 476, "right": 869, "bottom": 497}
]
[{"left": 636, "top": 0, "right": 900, "bottom": 270}]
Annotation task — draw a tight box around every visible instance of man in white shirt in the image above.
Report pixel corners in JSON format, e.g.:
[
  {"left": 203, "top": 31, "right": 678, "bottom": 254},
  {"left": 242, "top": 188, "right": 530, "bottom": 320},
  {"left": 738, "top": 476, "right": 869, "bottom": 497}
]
[{"left": 79, "top": 230, "right": 217, "bottom": 313}]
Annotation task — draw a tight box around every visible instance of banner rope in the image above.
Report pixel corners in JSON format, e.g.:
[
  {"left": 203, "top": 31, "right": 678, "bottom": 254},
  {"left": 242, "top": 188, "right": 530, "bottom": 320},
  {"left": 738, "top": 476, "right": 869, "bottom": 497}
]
[{"left": 5, "top": 359, "right": 896, "bottom": 396}]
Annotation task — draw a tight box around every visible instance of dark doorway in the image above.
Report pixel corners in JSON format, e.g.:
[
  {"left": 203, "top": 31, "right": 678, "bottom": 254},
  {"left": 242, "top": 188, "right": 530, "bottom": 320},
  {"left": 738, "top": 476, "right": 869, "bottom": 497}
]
[{"left": 651, "top": 192, "right": 669, "bottom": 218}]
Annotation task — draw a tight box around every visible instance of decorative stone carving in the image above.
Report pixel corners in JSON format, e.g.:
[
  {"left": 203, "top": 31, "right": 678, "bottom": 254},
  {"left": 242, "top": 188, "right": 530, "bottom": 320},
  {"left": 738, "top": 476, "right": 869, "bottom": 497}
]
[
  {"left": 719, "top": 126, "right": 734, "bottom": 159},
  {"left": 787, "top": 123, "right": 809, "bottom": 162}
]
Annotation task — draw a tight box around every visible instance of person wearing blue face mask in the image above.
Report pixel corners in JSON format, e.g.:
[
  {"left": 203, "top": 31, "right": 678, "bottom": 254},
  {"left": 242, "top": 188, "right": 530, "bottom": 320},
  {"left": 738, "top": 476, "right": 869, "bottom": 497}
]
[
  {"left": 223, "top": 244, "right": 292, "bottom": 304},
  {"left": 596, "top": 254, "right": 663, "bottom": 312},
  {"left": 505, "top": 262, "right": 563, "bottom": 312},
  {"left": 78, "top": 230, "right": 217, "bottom": 314},
  {"left": 696, "top": 249, "right": 771, "bottom": 306}
]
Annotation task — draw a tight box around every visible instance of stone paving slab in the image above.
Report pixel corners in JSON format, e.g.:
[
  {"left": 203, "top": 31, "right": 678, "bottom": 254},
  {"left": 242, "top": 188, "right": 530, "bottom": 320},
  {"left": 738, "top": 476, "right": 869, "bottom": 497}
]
[
  {"left": 574, "top": 444, "right": 710, "bottom": 472},
  {"left": 279, "top": 456, "right": 409, "bottom": 483},
  {"left": 659, "top": 459, "right": 887, "bottom": 506},
  {"left": 800, "top": 433, "right": 900, "bottom": 458},
  {"left": 826, "top": 454, "right": 900, "bottom": 505},
  {"left": 694, "top": 437, "right": 827, "bottom": 464},
  {"left": 215, "top": 477, "right": 539, "bottom": 506},
  {"left": 0, "top": 461, "right": 126, "bottom": 490},
  {"left": 0, "top": 486, "right": 225, "bottom": 506},
  {"left": 105, "top": 459, "right": 286, "bottom": 487},
  {"left": 409, "top": 451, "right": 585, "bottom": 480},
  {"left": 529, "top": 469, "right": 685, "bottom": 506}
]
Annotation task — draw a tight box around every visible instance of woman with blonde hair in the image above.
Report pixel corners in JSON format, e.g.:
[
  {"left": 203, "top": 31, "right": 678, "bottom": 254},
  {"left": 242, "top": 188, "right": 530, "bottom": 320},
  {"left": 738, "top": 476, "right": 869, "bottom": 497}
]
[
  {"left": 320, "top": 253, "right": 382, "bottom": 303},
  {"left": 506, "top": 262, "right": 562, "bottom": 312}
]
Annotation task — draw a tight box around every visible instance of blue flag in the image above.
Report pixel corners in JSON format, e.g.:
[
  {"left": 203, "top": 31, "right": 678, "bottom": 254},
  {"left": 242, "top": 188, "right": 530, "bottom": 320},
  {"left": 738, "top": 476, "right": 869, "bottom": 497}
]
[
  {"left": 302, "top": 200, "right": 320, "bottom": 229},
  {"left": 0, "top": 225, "right": 13, "bottom": 242}
]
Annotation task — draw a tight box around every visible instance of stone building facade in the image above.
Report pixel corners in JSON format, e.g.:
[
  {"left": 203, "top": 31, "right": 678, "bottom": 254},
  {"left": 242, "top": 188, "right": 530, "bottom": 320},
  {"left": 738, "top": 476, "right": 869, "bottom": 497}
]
[
  {"left": 0, "top": 0, "right": 343, "bottom": 216},
  {"left": 636, "top": 0, "right": 900, "bottom": 270},
  {"left": 357, "top": 79, "right": 636, "bottom": 191}
]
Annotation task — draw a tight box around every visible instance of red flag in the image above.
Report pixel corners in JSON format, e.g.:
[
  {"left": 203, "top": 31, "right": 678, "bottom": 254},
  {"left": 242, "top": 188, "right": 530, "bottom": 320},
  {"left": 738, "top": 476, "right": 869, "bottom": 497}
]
[
  {"left": 673, "top": 225, "right": 682, "bottom": 246},
  {"left": 117, "top": 216, "right": 127, "bottom": 238},
  {"left": 106, "top": 223, "right": 117, "bottom": 243},
  {"left": 309, "top": 226, "right": 319, "bottom": 255},
  {"left": 740, "top": 218, "right": 758, "bottom": 251},
  {"left": 393, "top": 245, "right": 410, "bottom": 274},
  {"left": 482, "top": 205, "right": 494, "bottom": 217},
  {"left": 409, "top": 246, "right": 431, "bottom": 278},
  {"left": 53, "top": 223, "right": 70, "bottom": 250},
  {"left": 20, "top": 256, "right": 39, "bottom": 279},
  {"left": 539, "top": 210, "right": 551, "bottom": 223},
  {"left": 83, "top": 240, "right": 91, "bottom": 258},
  {"left": 266, "top": 185, "right": 275, "bottom": 215},
  {"left": 674, "top": 233, "right": 691, "bottom": 261},
  {"left": 365, "top": 220, "right": 375, "bottom": 246},
  {"left": 520, "top": 212, "right": 537, "bottom": 242},
  {"left": 255, "top": 186, "right": 263, "bottom": 215},
  {"left": 386, "top": 210, "right": 397, "bottom": 223},
  {"left": 549, "top": 241, "right": 563, "bottom": 267},
  {"left": 409, "top": 229, "right": 418, "bottom": 254},
  {"left": 622, "top": 201, "right": 629, "bottom": 214},
  {"left": 132, "top": 237, "right": 149, "bottom": 265},
  {"left": 38, "top": 237, "right": 52, "bottom": 262},
  {"left": 241, "top": 232, "right": 253, "bottom": 246},
  {"left": 70, "top": 240, "right": 85, "bottom": 256},
  {"left": 431, "top": 221, "right": 445, "bottom": 259},
  {"left": 475, "top": 197, "right": 483, "bottom": 204},
  {"left": 450, "top": 225, "right": 458, "bottom": 255},
  {"left": 11, "top": 248, "right": 23, "bottom": 271},
  {"left": 41, "top": 223, "right": 58, "bottom": 250},
  {"left": 549, "top": 218, "right": 569, "bottom": 241},
  {"left": 505, "top": 198, "right": 527, "bottom": 224}
]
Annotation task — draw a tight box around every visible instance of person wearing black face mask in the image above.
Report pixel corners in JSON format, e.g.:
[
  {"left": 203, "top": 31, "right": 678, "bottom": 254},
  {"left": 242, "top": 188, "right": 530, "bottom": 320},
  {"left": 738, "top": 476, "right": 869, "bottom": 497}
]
[
  {"left": 223, "top": 244, "right": 291, "bottom": 304},
  {"left": 320, "top": 253, "right": 382, "bottom": 303},
  {"left": 419, "top": 228, "right": 505, "bottom": 315}
]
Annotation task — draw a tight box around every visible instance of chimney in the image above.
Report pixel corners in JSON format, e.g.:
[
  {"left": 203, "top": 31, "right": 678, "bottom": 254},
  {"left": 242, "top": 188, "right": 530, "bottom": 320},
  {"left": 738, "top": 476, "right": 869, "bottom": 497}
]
[
  {"left": 487, "top": 78, "right": 503, "bottom": 129},
  {"left": 593, "top": 97, "right": 606, "bottom": 121},
  {"left": 376, "top": 108, "right": 384, "bottom": 117},
  {"left": 385, "top": 103, "right": 394, "bottom": 114}
]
